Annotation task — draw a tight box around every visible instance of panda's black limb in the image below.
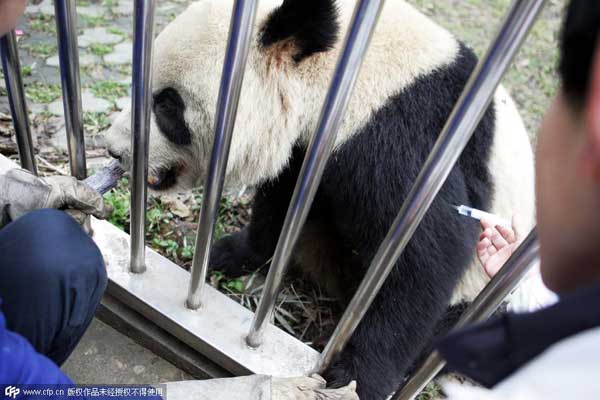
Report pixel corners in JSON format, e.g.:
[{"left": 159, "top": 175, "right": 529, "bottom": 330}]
[{"left": 209, "top": 42, "right": 495, "bottom": 400}]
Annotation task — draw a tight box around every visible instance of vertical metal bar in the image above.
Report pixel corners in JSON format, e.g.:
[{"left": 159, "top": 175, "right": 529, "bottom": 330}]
[
  {"left": 0, "top": 31, "right": 37, "bottom": 174},
  {"left": 246, "top": 0, "right": 386, "bottom": 348},
  {"left": 130, "top": 0, "right": 157, "bottom": 274},
  {"left": 392, "top": 230, "right": 540, "bottom": 400},
  {"left": 54, "top": 0, "right": 86, "bottom": 180},
  {"left": 186, "top": 0, "right": 258, "bottom": 310},
  {"left": 318, "top": 0, "right": 545, "bottom": 372}
]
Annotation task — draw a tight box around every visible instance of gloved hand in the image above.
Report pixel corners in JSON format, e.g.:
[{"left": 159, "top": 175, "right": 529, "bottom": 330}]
[
  {"left": 272, "top": 375, "right": 359, "bottom": 400},
  {"left": 165, "top": 374, "right": 359, "bottom": 400},
  {"left": 0, "top": 168, "right": 112, "bottom": 227}
]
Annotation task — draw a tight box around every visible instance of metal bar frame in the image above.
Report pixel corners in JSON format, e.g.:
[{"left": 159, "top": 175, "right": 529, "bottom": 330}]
[
  {"left": 246, "top": 0, "right": 386, "bottom": 349},
  {"left": 54, "top": 0, "right": 86, "bottom": 180},
  {"left": 187, "top": 0, "right": 259, "bottom": 310},
  {"left": 0, "top": 31, "right": 37, "bottom": 174},
  {"left": 392, "top": 230, "right": 540, "bottom": 400},
  {"left": 318, "top": 0, "right": 545, "bottom": 372},
  {"left": 0, "top": 0, "right": 552, "bottom": 386},
  {"left": 129, "top": 0, "right": 157, "bottom": 274}
]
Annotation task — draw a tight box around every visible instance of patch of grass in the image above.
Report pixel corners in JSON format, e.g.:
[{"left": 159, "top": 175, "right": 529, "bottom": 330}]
[
  {"left": 28, "top": 14, "right": 56, "bottom": 34},
  {"left": 25, "top": 82, "right": 61, "bottom": 103},
  {"left": 115, "top": 64, "right": 133, "bottom": 77},
  {"left": 83, "top": 111, "right": 112, "bottom": 134},
  {"left": 78, "top": 15, "right": 106, "bottom": 28},
  {"left": 102, "top": 0, "right": 118, "bottom": 8},
  {"left": 107, "top": 27, "right": 127, "bottom": 36},
  {"left": 104, "top": 179, "right": 130, "bottom": 230},
  {"left": 210, "top": 271, "right": 246, "bottom": 294},
  {"left": 410, "top": 0, "right": 565, "bottom": 138},
  {"left": 89, "top": 43, "right": 114, "bottom": 57},
  {"left": 416, "top": 382, "right": 444, "bottom": 400},
  {"left": 21, "top": 64, "right": 33, "bottom": 77},
  {"left": 89, "top": 80, "right": 129, "bottom": 102},
  {"left": 23, "top": 42, "right": 57, "bottom": 58}
]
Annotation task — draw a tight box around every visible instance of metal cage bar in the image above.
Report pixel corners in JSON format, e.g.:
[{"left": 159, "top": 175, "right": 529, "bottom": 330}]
[
  {"left": 246, "top": 0, "right": 386, "bottom": 348},
  {"left": 54, "top": 0, "right": 86, "bottom": 180},
  {"left": 129, "top": 0, "right": 157, "bottom": 274},
  {"left": 392, "top": 230, "right": 540, "bottom": 400},
  {"left": 318, "top": 0, "right": 545, "bottom": 372},
  {"left": 186, "top": 0, "right": 259, "bottom": 310},
  {"left": 0, "top": 31, "right": 37, "bottom": 174}
]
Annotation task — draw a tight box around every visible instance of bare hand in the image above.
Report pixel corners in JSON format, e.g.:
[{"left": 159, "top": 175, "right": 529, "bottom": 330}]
[{"left": 477, "top": 214, "right": 523, "bottom": 278}]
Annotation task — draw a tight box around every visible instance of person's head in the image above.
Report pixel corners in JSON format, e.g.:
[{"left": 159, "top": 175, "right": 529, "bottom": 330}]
[
  {"left": 0, "top": 0, "right": 27, "bottom": 36},
  {"left": 537, "top": 0, "right": 600, "bottom": 292}
]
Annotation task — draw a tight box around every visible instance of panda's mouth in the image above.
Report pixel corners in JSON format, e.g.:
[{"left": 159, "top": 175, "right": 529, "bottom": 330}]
[{"left": 148, "top": 165, "right": 182, "bottom": 191}]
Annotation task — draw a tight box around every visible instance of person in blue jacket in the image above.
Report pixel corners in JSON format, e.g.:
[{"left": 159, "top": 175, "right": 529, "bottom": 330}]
[{"left": 1, "top": 2, "right": 113, "bottom": 388}]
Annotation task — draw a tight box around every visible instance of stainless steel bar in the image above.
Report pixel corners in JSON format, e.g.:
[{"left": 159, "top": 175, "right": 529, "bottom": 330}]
[
  {"left": 392, "top": 230, "right": 540, "bottom": 400},
  {"left": 0, "top": 31, "right": 37, "bottom": 174},
  {"left": 246, "top": 0, "right": 386, "bottom": 348},
  {"left": 54, "top": 0, "right": 86, "bottom": 180},
  {"left": 130, "top": 0, "right": 157, "bottom": 274},
  {"left": 318, "top": 0, "right": 545, "bottom": 372},
  {"left": 186, "top": 0, "right": 259, "bottom": 310}
]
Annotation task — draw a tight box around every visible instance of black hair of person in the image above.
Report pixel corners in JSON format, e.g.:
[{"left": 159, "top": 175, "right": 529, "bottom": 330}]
[{"left": 559, "top": 0, "right": 600, "bottom": 108}]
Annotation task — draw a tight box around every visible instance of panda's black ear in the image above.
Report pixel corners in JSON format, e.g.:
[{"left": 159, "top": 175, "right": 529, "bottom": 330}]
[{"left": 260, "top": 0, "right": 340, "bottom": 63}]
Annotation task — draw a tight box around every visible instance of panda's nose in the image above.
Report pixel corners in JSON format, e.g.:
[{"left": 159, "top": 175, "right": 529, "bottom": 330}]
[{"left": 108, "top": 149, "right": 122, "bottom": 161}]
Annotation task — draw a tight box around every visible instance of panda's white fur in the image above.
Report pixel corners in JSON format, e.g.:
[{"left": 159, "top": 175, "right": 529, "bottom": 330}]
[
  {"left": 453, "top": 86, "right": 536, "bottom": 303},
  {"left": 105, "top": 0, "right": 536, "bottom": 397},
  {"left": 107, "top": 0, "right": 459, "bottom": 188},
  {"left": 106, "top": 0, "right": 535, "bottom": 303}
]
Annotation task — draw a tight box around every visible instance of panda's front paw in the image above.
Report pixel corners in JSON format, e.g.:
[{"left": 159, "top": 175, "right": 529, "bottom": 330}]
[{"left": 209, "top": 233, "right": 250, "bottom": 278}]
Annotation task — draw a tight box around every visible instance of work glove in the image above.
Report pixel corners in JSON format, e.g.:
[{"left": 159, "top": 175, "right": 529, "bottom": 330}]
[
  {"left": 272, "top": 375, "right": 359, "bottom": 400},
  {"left": 165, "top": 374, "right": 358, "bottom": 400},
  {"left": 0, "top": 168, "right": 112, "bottom": 227}
]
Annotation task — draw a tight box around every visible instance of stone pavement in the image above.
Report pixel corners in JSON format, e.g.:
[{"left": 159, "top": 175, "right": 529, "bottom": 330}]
[
  {"left": 63, "top": 318, "right": 191, "bottom": 385},
  {"left": 0, "top": 0, "right": 191, "bottom": 157}
]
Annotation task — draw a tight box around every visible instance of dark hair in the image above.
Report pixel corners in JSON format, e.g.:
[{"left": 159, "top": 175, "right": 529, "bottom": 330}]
[{"left": 560, "top": 0, "right": 600, "bottom": 108}]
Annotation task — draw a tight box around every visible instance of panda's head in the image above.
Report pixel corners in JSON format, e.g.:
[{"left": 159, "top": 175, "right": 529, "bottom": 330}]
[{"left": 105, "top": 0, "right": 346, "bottom": 191}]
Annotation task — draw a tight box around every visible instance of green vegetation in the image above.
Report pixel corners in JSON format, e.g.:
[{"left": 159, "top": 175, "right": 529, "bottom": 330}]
[
  {"left": 103, "top": 179, "right": 130, "bottom": 230},
  {"left": 21, "top": 65, "right": 33, "bottom": 77},
  {"left": 101, "top": 179, "right": 251, "bottom": 271},
  {"left": 83, "top": 111, "right": 112, "bottom": 134},
  {"left": 78, "top": 15, "right": 106, "bottom": 28},
  {"left": 89, "top": 43, "right": 114, "bottom": 57},
  {"left": 411, "top": 0, "right": 565, "bottom": 139},
  {"left": 23, "top": 42, "right": 57, "bottom": 58},
  {"left": 416, "top": 382, "right": 444, "bottom": 400},
  {"left": 89, "top": 80, "right": 129, "bottom": 102},
  {"left": 25, "top": 82, "right": 61, "bottom": 103},
  {"left": 102, "top": 0, "right": 118, "bottom": 8},
  {"left": 107, "top": 27, "right": 127, "bottom": 37},
  {"left": 28, "top": 14, "right": 56, "bottom": 34}
]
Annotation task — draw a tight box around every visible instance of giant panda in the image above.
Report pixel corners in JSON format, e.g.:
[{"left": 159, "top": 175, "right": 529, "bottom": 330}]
[{"left": 105, "top": 0, "right": 536, "bottom": 398}]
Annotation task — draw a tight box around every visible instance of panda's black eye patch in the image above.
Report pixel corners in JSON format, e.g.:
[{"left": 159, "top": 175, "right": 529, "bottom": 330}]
[{"left": 153, "top": 87, "right": 192, "bottom": 146}]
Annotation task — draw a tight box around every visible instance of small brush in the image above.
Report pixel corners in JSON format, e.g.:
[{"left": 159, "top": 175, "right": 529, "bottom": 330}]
[{"left": 83, "top": 159, "right": 126, "bottom": 194}]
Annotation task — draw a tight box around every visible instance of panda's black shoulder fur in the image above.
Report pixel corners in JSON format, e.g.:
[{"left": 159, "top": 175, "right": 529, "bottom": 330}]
[
  {"left": 315, "top": 43, "right": 497, "bottom": 398},
  {"left": 260, "top": 0, "right": 340, "bottom": 62}
]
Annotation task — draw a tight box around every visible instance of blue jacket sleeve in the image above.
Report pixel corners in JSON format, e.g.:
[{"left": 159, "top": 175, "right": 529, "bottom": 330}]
[{"left": 0, "top": 308, "right": 73, "bottom": 385}]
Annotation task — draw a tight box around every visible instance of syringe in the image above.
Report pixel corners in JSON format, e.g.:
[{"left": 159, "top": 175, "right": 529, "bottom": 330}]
[{"left": 453, "top": 204, "right": 511, "bottom": 228}]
